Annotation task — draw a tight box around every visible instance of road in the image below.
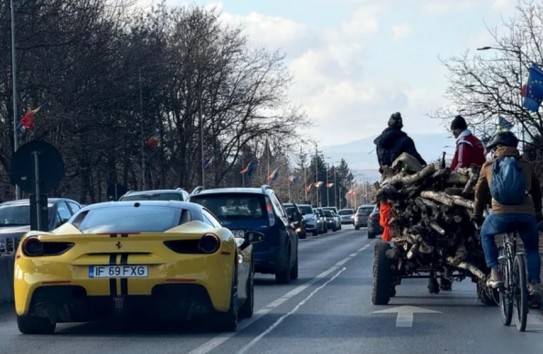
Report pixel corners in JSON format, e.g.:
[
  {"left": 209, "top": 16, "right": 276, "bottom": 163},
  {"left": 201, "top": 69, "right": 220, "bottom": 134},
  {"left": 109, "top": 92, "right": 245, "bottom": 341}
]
[{"left": 1, "top": 226, "right": 543, "bottom": 354}]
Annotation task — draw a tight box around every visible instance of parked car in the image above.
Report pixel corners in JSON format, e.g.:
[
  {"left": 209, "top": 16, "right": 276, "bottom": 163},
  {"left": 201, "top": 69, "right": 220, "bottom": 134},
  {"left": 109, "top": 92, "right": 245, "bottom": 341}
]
[
  {"left": 119, "top": 188, "right": 189, "bottom": 201},
  {"left": 283, "top": 202, "right": 307, "bottom": 239},
  {"left": 14, "top": 201, "right": 262, "bottom": 333},
  {"left": 322, "top": 206, "right": 338, "bottom": 215},
  {"left": 0, "top": 198, "right": 81, "bottom": 254},
  {"left": 338, "top": 208, "right": 355, "bottom": 224},
  {"left": 314, "top": 207, "right": 328, "bottom": 234},
  {"left": 298, "top": 204, "right": 319, "bottom": 236},
  {"left": 367, "top": 205, "right": 382, "bottom": 239},
  {"left": 189, "top": 185, "right": 298, "bottom": 284},
  {"left": 353, "top": 204, "right": 375, "bottom": 230},
  {"left": 323, "top": 209, "right": 341, "bottom": 232}
]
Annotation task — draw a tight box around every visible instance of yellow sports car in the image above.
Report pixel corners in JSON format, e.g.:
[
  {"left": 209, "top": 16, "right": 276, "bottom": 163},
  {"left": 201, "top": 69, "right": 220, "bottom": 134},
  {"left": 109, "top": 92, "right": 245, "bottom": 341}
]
[{"left": 14, "top": 201, "right": 262, "bottom": 333}]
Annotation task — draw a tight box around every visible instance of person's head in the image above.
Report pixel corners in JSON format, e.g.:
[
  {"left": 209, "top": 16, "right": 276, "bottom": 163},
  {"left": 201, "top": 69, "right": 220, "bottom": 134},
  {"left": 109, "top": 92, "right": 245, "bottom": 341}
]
[
  {"left": 388, "top": 112, "right": 403, "bottom": 129},
  {"left": 450, "top": 115, "right": 468, "bottom": 138},
  {"left": 485, "top": 131, "right": 519, "bottom": 152}
]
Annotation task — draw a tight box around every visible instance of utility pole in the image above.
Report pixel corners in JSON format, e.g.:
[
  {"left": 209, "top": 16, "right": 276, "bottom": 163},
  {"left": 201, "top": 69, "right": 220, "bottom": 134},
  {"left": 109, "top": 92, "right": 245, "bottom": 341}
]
[{"left": 11, "top": 0, "right": 20, "bottom": 199}]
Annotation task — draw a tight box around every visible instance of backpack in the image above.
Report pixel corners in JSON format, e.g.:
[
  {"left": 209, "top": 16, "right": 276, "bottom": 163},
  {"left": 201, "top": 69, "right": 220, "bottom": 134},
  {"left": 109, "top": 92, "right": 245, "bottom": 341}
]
[{"left": 489, "top": 157, "right": 526, "bottom": 205}]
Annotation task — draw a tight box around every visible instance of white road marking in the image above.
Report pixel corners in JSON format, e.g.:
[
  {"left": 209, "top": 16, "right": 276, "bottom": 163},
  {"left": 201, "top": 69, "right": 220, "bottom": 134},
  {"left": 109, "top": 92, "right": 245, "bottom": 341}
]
[
  {"left": 237, "top": 267, "right": 347, "bottom": 354},
  {"left": 372, "top": 305, "right": 442, "bottom": 327},
  {"left": 186, "top": 241, "right": 374, "bottom": 354}
]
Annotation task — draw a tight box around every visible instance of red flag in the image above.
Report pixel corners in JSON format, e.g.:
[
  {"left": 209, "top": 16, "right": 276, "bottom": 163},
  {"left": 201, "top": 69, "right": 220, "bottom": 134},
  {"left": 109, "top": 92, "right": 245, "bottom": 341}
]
[
  {"left": 146, "top": 129, "right": 160, "bottom": 149},
  {"left": 305, "top": 184, "right": 312, "bottom": 192},
  {"left": 17, "top": 107, "right": 40, "bottom": 133}
]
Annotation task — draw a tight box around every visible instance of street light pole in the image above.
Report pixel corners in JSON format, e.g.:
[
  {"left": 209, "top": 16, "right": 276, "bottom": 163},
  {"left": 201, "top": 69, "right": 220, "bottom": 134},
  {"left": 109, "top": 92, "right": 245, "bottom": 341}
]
[
  {"left": 138, "top": 68, "right": 146, "bottom": 190},
  {"left": 10, "top": 0, "right": 20, "bottom": 199},
  {"left": 326, "top": 166, "right": 329, "bottom": 206}
]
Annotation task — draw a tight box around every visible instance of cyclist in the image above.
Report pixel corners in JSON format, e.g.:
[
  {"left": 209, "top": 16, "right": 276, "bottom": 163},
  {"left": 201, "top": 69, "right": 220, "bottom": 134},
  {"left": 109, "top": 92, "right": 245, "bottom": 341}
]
[{"left": 472, "top": 131, "right": 542, "bottom": 307}]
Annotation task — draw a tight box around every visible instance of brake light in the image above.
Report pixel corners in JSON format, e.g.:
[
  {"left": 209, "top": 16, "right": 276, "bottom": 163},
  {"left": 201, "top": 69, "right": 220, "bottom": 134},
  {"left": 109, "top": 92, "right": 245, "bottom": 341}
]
[
  {"left": 266, "top": 200, "right": 275, "bottom": 226},
  {"left": 21, "top": 237, "right": 74, "bottom": 257},
  {"left": 22, "top": 237, "right": 43, "bottom": 256},
  {"left": 198, "top": 233, "right": 220, "bottom": 254}
]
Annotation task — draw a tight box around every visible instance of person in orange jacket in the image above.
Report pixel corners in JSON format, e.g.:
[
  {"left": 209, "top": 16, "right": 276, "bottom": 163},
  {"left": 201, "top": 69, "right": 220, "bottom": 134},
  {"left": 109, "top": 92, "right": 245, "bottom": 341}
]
[{"left": 379, "top": 201, "right": 393, "bottom": 242}]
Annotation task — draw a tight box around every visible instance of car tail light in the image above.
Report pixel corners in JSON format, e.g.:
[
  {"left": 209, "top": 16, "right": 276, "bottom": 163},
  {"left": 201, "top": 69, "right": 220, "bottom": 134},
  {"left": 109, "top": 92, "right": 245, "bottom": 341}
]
[
  {"left": 22, "top": 237, "right": 43, "bottom": 256},
  {"left": 266, "top": 200, "right": 275, "bottom": 227},
  {"left": 198, "top": 233, "right": 220, "bottom": 254},
  {"left": 22, "top": 237, "right": 74, "bottom": 257}
]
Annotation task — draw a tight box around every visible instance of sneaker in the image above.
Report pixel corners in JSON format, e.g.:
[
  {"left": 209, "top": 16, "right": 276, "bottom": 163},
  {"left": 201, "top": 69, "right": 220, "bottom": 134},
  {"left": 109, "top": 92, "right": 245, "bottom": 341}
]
[
  {"left": 528, "top": 283, "right": 541, "bottom": 309},
  {"left": 486, "top": 267, "right": 503, "bottom": 288}
]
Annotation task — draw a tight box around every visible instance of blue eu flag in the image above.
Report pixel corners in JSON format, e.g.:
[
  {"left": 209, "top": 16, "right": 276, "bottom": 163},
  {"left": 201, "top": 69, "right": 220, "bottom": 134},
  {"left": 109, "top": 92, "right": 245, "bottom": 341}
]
[{"left": 522, "top": 64, "right": 543, "bottom": 112}]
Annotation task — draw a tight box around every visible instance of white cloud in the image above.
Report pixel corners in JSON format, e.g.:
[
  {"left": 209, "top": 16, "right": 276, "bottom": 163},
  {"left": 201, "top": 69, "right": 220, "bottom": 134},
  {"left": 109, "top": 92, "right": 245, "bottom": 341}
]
[
  {"left": 391, "top": 23, "right": 412, "bottom": 40},
  {"left": 422, "top": 1, "right": 476, "bottom": 15},
  {"left": 492, "top": 0, "right": 512, "bottom": 11}
]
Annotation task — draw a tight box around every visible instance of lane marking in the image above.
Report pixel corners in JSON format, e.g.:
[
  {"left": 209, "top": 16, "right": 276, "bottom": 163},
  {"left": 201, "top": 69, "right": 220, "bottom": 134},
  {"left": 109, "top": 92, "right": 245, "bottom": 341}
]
[
  {"left": 186, "top": 241, "right": 374, "bottom": 354},
  {"left": 372, "top": 306, "right": 441, "bottom": 328},
  {"left": 238, "top": 267, "right": 346, "bottom": 354}
]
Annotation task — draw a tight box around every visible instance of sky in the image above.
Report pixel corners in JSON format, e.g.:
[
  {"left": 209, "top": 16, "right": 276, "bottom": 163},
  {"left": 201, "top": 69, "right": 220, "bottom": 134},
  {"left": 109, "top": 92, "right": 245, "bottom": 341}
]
[{"left": 139, "top": 0, "right": 517, "bottom": 150}]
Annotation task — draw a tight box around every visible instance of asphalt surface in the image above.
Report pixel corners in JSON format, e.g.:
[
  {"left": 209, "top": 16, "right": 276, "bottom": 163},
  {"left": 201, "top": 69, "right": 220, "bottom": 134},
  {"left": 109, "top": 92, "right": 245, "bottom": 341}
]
[{"left": 0, "top": 226, "right": 542, "bottom": 354}]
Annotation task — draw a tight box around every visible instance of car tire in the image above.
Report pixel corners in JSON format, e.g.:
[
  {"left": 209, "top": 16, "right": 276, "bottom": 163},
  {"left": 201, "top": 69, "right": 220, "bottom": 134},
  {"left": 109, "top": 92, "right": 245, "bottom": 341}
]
[
  {"left": 312, "top": 231, "right": 318, "bottom": 236},
  {"left": 275, "top": 252, "right": 292, "bottom": 284},
  {"left": 372, "top": 241, "right": 392, "bottom": 305},
  {"left": 289, "top": 256, "right": 298, "bottom": 280},
  {"left": 238, "top": 261, "right": 254, "bottom": 318},
  {"left": 214, "top": 271, "right": 239, "bottom": 331},
  {"left": 355, "top": 226, "right": 360, "bottom": 230},
  {"left": 17, "top": 315, "right": 56, "bottom": 334},
  {"left": 368, "top": 232, "right": 376, "bottom": 239}
]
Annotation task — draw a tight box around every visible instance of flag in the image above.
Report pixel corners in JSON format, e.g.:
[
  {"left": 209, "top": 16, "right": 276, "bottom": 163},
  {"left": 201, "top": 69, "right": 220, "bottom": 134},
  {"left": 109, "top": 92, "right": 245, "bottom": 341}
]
[
  {"left": 240, "top": 161, "right": 257, "bottom": 176},
  {"left": 497, "top": 116, "right": 513, "bottom": 132},
  {"left": 314, "top": 181, "right": 323, "bottom": 188},
  {"left": 267, "top": 167, "right": 280, "bottom": 182},
  {"left": 288, "top": 175, "right": 298, "bottom": 184},
  {"left": 326, "top": 183, "right": 334, "bottom": 188},
  {"left": 521, "top": 64, "right": 543, "bottom": 112},
  {"left": 305, "top": 184, "right": 312, "bottom": 192},
  {"left": 346, "top": 190, "right": 355, "bottom": 197},
  {"left": 16, "top": 106, "right": 41, "bottom": 133},
  {"left": 146, "top": 129, "right": 160, "bottom": 149},
  {"left": 204, "top": 157, "right": 215, "bottom": 169}
]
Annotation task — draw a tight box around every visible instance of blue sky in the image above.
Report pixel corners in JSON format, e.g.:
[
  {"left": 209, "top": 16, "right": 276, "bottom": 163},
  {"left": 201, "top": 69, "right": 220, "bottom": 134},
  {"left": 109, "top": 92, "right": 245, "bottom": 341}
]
[{"left": 140, "top": 0, "right": 517, "bottom": 150}]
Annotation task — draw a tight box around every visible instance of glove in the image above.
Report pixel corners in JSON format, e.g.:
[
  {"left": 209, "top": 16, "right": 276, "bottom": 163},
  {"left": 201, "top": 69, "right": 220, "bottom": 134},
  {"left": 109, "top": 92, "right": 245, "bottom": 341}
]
[{"left": 471, "top": 214, "right": 484, "bottom": 227}]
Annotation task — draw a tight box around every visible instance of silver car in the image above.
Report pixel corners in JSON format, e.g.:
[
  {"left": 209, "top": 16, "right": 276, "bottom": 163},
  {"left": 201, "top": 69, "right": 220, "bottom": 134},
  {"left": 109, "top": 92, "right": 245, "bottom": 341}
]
[
  {"left": 353, "top": 204, "right": 376, "bottom": 230},
  {"left": 338, "top": 208, "right": 354, "bottom": 224}
]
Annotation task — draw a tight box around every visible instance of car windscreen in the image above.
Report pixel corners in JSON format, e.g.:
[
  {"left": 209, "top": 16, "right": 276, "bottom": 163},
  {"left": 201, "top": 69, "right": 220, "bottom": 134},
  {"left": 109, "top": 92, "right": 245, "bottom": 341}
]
[
  {"left": 120, "top": 192, "right": 183, "bottom": 201},
  {"left": 338, "top": 210, "right": 353, "bottom": 215},
  {"left": 190, "top": 194, "right": 266, "bottom": 221},
  {"left": 298, "top": 205, "right": 313, "bottom": 214},
  {"left": 0, "top": 204, "right": 54, "bottom": 226},
  {"left": 74, "top": 206, "right": 182, "bottom": 233},
  {"left": 357, "top": 207, "right": 374, "bottom": 216},
  {"left": 324, "top": 210, "right": 333, "bottom": 217}
]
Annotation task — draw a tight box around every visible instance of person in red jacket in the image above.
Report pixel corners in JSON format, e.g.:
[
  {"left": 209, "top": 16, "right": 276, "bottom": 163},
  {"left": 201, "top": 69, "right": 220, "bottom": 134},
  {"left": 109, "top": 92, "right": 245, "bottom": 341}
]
[{"left": 449, "top": 115, "right": 486, "bottom": 171}]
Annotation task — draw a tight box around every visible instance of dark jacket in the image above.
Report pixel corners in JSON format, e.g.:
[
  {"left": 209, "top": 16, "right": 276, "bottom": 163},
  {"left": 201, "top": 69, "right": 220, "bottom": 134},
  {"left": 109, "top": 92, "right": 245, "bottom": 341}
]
[
  {"left": 473, "top": 146, "right": 542, "bottom": 217},
  {"left": 374, "top": 127, "right": 426, "bottom": 167}
]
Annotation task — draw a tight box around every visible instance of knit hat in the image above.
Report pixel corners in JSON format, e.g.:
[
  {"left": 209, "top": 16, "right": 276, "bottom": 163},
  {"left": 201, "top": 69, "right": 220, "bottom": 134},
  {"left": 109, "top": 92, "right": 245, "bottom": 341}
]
[
  {"left": 450, "top": 115, "right": 467, "bottom": 131},
  {"left": 388, "top": 112, "right": 403, "bottom": 128}
]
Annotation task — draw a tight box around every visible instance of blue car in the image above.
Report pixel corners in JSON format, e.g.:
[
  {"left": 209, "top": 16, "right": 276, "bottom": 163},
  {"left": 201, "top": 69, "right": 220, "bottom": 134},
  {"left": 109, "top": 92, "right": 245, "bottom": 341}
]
[{"left": 189, "top": 185, "right": 299, "bottom": 284}]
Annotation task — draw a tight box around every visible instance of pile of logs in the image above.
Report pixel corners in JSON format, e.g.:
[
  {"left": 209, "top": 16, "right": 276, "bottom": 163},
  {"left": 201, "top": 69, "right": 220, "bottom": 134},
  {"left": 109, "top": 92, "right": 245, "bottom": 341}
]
[{"left": 376, "top": 153, "right": 488, "bottom": 281}]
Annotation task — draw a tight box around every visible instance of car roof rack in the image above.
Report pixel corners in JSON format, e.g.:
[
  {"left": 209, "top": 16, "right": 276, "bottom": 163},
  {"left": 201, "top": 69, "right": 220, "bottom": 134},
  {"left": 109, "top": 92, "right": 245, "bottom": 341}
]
[
  {"left": 190, "top": 186, "right": 203, "bottom": 196},
  {"left": 261, "top": 185, "right": 272, "bottom": 192}
]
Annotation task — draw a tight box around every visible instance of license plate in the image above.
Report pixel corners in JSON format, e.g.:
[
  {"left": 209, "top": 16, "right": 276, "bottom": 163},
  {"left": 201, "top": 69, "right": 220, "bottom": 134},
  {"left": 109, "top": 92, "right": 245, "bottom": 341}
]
[{"left": 88, "top": 265, "right": 148, "bottom": 278}]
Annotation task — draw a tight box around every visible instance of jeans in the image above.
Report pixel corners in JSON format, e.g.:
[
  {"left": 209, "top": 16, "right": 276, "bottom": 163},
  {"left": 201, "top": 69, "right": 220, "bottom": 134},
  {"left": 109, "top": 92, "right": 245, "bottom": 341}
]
[{"left": 480, "top": 212, "right": 541, "bottom": 284}]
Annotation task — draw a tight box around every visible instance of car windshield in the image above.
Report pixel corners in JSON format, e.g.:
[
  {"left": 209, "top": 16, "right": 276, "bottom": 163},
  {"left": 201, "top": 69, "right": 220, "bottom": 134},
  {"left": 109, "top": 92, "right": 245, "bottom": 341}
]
[
  {"left": 357, "top": 207, "right": 374, "bottom": 216},
  {"left": 0, "top": 205, "right": 31, "bottom": 225},
  {"left": 324, "top": 210, "right": 333, "bottom": 217},
  {"left": 298, "top": 205, "right": 313, "bottom": 215},
  {"left": 120, "top": 192, "right": 183, "bottom": 201},
  {"left": 338, "top": 209, "right": 353, "bottom": 215},
  {"left": 190, "top": 194, "right": 266, "bottom": 221},
  {"left": 74, "top": 205, "right": 182, "bottom": 233}
]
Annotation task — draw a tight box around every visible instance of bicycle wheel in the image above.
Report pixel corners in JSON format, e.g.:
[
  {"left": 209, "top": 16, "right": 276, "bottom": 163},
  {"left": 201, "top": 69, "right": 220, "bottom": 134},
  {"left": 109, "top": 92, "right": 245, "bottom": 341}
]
[
  {"left": 499, "top": 257, "right": 513, "bottom": 326},
  {"left": 513, "top": 254, "right": 528, "bottom": 332}
]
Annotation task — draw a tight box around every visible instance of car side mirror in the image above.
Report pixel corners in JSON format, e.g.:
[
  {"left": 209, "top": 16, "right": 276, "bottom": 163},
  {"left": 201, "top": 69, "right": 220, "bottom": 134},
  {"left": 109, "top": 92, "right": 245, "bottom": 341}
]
[{"left": 240, "top": 231, "right": 264, "bottom": 250}]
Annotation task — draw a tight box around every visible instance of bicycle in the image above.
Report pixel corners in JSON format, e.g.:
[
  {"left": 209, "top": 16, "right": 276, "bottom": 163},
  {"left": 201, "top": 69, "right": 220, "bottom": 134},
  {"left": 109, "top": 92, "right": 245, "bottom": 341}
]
[{"left": 497, "top": 230, "right": 529, "bottom": 332}]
